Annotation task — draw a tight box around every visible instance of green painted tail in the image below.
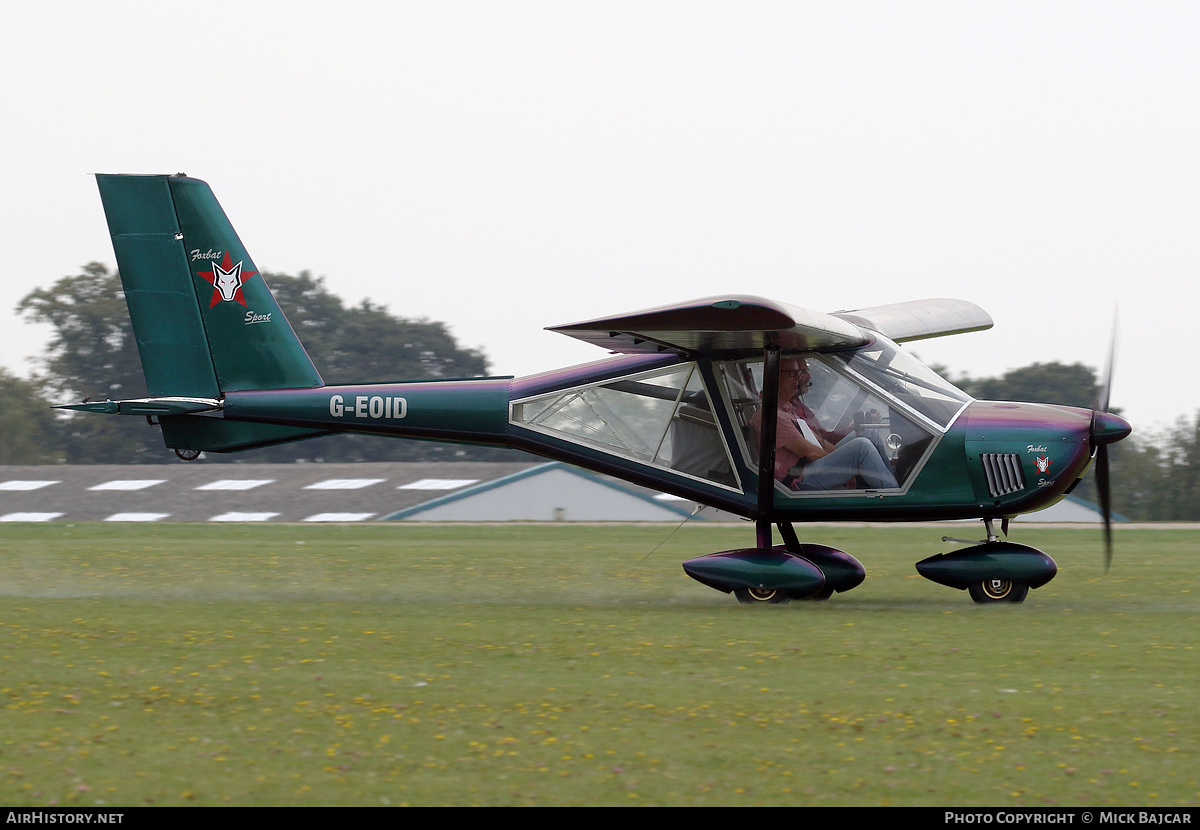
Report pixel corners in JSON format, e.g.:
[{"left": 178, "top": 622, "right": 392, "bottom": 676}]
[
  {"left": 96, "top": 174, "right": 328, "bottom": 453},
  {"left": 97, "top": 174, "right": 324, "bottom": 395}
]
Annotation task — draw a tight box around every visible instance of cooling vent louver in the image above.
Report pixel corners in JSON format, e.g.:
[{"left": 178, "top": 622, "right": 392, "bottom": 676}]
[{"left": 980, "top": 453, "right": 1025, "bottom": 497}]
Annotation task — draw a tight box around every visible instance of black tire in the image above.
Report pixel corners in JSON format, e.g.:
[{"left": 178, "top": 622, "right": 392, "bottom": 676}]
[
  {"left": 968, "top": 579, "right": 1029, "bottom": 604},
  {"left": 734, "top": 587, "right": 792, "bottom": 605},
  {"left": 800, "top": 585, "right": 835, "bottom": 601}
]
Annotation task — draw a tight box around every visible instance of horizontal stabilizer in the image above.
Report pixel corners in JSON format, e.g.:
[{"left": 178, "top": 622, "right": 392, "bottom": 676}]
[
  {"left": 56, "top": 397, "right": 223, "bottom": 416},
  {"left": 831, "top": 299, "right": 992, "bottom": 343},
  {"left": 548, "top": 295, "right": 869, "bottom": 356}
]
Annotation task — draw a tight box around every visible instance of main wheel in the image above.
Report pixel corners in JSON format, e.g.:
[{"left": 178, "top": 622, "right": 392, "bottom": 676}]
[
  {"left": 968, "top": 579, "right": 1029, "bottom": 604},
  {"left": 734, "top": 587, "right": 792, "bottom": 605}
]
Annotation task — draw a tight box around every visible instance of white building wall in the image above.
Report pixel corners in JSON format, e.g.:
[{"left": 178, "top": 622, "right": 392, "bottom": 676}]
[{"left": 399, "top": 468, "right": 688, "bottom": 521}]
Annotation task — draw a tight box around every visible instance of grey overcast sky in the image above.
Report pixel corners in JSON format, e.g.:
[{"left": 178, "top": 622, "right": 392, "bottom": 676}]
[{"left": 2, "top": 1, "right": 1196, "bottom": 431}]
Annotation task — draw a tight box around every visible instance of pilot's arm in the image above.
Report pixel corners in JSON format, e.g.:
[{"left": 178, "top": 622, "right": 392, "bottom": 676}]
[
  {"left": 782, "top": 412, "right": 836, "bottom": 461},
  {"left": 783, "top": 434, "right": 833, "bottom": 462}
]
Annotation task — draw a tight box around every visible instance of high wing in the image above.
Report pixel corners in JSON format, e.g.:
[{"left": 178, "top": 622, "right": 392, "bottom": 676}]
[
  {"left": 548, "top": 295, "right": 991, "bottom": 356},
  {"left": 831, "top": 298, "right": 993, "bottom": 343}
]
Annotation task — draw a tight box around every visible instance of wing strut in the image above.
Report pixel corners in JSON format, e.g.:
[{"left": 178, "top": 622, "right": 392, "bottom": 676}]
[{"left": 756, "top": 345, "right": 781, "bottom": 549}]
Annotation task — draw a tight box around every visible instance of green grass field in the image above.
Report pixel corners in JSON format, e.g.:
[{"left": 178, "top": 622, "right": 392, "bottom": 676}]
[{"left": 1, "top": 522, "right": 1196, "bottom": 807}]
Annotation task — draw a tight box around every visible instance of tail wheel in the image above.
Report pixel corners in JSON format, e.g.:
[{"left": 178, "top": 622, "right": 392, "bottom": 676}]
[
  {"left": 734, "top": 587, "right": 792, "bottom": 605},
  {"left": 969, "top": 579, "right": 1029, "bottom": 604}
]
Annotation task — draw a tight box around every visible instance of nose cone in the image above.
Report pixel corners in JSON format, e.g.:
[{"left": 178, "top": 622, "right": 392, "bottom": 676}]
[{"left": 1092, "top": 411, "right": 1132, "bottom": 446}]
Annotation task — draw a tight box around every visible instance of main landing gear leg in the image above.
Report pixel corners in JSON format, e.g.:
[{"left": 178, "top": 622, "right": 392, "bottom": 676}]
[{"left": 730, "top": 517, "right": 795, "bottom": 603}]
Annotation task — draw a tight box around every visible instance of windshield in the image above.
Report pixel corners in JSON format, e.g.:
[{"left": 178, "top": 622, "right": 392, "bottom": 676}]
[{"left": 833, "top": 335, "right": 971, "bottom": 428}]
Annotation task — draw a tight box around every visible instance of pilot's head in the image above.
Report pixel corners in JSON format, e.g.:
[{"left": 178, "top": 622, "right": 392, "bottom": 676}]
[{"left": 779, "top": 357, "right": 812, "bottom": 398}]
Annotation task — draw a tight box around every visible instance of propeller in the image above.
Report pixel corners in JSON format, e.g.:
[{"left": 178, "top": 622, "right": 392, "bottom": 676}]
[{"left": 1089, "top": 316, "right": 1131, "bottom": 572}]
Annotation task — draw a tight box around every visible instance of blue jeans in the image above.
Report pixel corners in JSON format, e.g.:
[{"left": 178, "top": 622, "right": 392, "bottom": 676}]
[{"left": 796, "top": 436, "right": 898, "bottom": 491}]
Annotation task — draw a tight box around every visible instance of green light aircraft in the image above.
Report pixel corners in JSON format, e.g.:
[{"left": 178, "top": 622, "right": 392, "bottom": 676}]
[{"left": 64, "top": 174, "right": 1130, "bottom": 604}]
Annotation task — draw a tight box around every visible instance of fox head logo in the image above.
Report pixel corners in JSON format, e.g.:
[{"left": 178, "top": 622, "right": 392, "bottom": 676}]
[
  {"left": 196, "top": 251, "right": 259, "bottom": 308},
  {"left": 212, "top": 259, "right": 245, "bottom": 302}
]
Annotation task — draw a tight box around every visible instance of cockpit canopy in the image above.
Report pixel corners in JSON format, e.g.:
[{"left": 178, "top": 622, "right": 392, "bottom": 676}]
[{"left": 510, "top": 334, "right": 972, "bottom": 497}]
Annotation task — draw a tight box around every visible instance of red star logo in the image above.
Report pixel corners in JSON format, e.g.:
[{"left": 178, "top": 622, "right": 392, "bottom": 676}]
[
  {"left": 195, "top": 251, "right": 259, "bottom": 308},
  {"left": 1034, "top": 454, "right": 1053, "bottom": 474}
]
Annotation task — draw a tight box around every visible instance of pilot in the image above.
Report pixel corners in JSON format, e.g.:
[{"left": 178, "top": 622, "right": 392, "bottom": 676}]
[{"left": 751, "top": 357, "right": 899, "bottom": 491}]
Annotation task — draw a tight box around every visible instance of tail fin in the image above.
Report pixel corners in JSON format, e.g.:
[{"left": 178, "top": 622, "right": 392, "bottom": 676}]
[
  {"left": 96, "top": 174, "right": 323, "bottom": 396},
  {"left": 93, "top": 174, "right": 328, "bottom": 455}
]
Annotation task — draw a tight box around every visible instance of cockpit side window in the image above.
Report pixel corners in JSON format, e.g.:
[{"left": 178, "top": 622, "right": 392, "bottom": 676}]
[{"left": 510, "top": 363, "right": 740, "bottom": 489}]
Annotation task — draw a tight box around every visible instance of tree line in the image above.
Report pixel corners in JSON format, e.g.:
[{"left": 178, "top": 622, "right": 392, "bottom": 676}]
[{"left": 5, "top": 265, "right": 1197, "bottom": 519}]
